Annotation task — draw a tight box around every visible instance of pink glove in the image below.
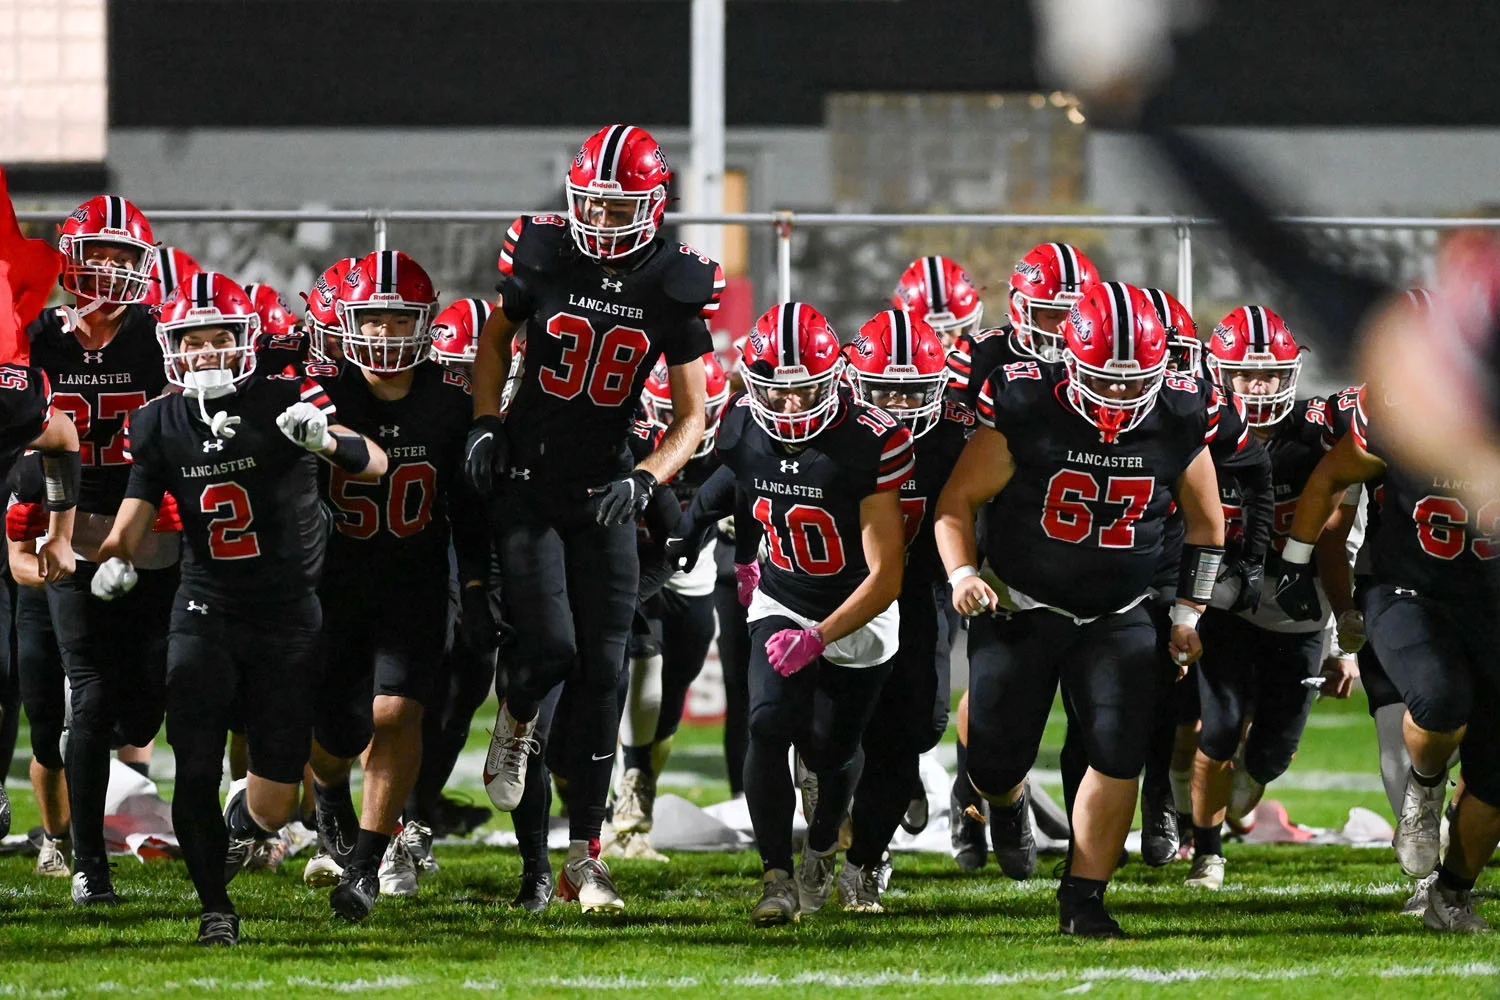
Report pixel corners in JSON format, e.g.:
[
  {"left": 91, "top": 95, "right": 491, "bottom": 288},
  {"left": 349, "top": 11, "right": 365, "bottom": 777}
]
[
  {"left": 735, "top": 561, "right": 761, "bottom": 607},
  {"left": 766, "top": 627, "right": 826, "bottom": 677}
]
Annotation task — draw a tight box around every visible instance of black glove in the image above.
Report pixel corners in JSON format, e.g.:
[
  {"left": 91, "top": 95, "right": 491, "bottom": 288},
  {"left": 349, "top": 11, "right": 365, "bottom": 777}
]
[
  {"left": 459, "top": 582, "right": 499, "bottom": 653},
  {"left": 589, "top": 469, "right": 657, "bottom": 526},
  {"left": 1228, "top": 557, "right": 1265, "bottom": 614},
  {"left": 464, "top": 415, "right": 507, "bottom": 499},
  {"left": 1273, "top": 560, "right": 1321, "bottom": 622},
  {"left": 664, "top": 524, "right": 713, "bottom": 574}
]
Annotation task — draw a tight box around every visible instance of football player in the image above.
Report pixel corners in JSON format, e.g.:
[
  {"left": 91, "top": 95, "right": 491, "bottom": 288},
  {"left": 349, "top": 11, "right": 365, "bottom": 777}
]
[
  {"left": 714, "top": 302, "right": 913, "bottom": 926},
  {"left": 1277, "top": 387, "right": 1498, "bottom": 932},
  {"left": 92, "top": 272, "right": 386, "bottom": 946},
  {"left": 836, "top": 309, "right": 970, "bottom": 910},
  {"left": 26, "top": 195, "right": 175, "bottom": 905},
  {"left": 1180, "top": 306, "right": 1349, "bottom": 890},
  {"left": 465, "top": 124, "right": 722, "bottom": 911},
  {"left": 140, "top": 246, "right": 203, "bottom": 310},
  {"left": 892, "top": 255, "right": 984, "bottom": 352},
  {"left": 305, "top": 252, "right": 489, "bottom": 921},
  {"left": 302, "top": 257, "right": 359, "bottom": 364},
  {"left": 936, "top": 281, "right": 1224, "bottom": 937}
]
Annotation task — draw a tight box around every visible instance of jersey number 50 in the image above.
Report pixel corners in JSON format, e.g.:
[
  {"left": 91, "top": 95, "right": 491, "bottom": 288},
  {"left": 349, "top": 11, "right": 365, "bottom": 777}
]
[{"left": 539, "top": 313, "right": 651, "bottom": 406}]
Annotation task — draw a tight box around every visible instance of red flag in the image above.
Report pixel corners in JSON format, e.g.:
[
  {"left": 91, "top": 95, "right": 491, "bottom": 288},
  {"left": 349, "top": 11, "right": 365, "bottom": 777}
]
[{"left": 0, "top": 167, "right": 65, "bottom": 365}]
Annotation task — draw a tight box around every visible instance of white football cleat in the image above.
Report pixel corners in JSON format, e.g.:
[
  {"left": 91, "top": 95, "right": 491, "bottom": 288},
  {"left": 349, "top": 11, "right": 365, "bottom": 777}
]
[
  {"left": 795, "top": 753, "right": 818, "bottom": 823},
  {"left": 1401, "top": 872, "right": 1438, "bottom": 917},
  {"left": 795, "top": 842, "right": 838, "bottom": 915},
  {"left": 1184, "top": 853, "right": 1226, "bottom": 891},
  {"left": 557, "top": 856, "right": 625, "bottom": 913},
  {"left": 402, "top": 821, "right": 438, "bottom": 874},
  {"left": 35, "top": 833, "right": 71, "bottom": 878},
  {"left": 378, "top": 832, "right": 419, "bottom": 898},
  {"left": 836, "top": 862, "right": 884, "bottom": 912},
  {"left": 1394, "top": 771, "right": 1446, "bottom": 878},
  {"left": 303, "top": 848, "right": 344, "bottom": 888},
  {"left": 612, "top": 768, "right": 656, "bottom": 834},
  {"left": 1423, "top": 880, "right": 1489, "bottom": 933},
  {"left": 482, "top": 702, "right": 538, "bottom": 812}
]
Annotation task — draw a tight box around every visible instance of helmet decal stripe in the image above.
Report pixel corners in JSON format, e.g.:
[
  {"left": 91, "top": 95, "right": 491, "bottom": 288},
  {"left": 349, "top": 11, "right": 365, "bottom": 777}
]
[
  {"left": 599, "top": 125, "right": 630, "bottom": 183},
  {"left": 924, "top": 256, "right": 944, "bottom": 312},
  {"left": 378, "top": 250, "right": 396, "bottom": 294},
  {"left": 160, "top": 252, "right": 178, "bottom": 298},
  {"left": 192, "top": 271, "right": 212, "bottom": 309},
  {"left": 779, "top": 301, "right": 799, "bottom": 368},
  {"left": 465, "top": 297, "right": 482, "bottom": 331},
  {"left": 892, "top": 309, "right": 910, "bottom": 366},
  {"left": 1145, "top": 287, "right": 1170, "bottom": 329},
  {"left": 1248, "top": 306, "right": 1267, "bottom": 352},
  {"left": 1053, "top": 243, "right": 1078, "bottom": 291},
  {"left": 1107, "top": 282, "right": 1133, "bottom": 362},
  {"left": 105, "top": 196, "right": 124, "bottom": 231}
]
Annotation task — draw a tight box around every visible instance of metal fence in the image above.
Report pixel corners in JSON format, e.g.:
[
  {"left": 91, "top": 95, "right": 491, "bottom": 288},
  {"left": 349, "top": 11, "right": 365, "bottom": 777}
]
[{"left": 17, "top": 207, "right": 1499, "bottom": 389}]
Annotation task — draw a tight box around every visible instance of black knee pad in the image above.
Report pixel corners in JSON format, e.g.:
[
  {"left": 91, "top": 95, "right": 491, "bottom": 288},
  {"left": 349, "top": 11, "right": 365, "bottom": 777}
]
[
  {"left": 1243, "top": 732, "right": 1297, "bottom": 786},
  {"left": 1197, "top": 718, "right": 1240, "bottom": 763}
]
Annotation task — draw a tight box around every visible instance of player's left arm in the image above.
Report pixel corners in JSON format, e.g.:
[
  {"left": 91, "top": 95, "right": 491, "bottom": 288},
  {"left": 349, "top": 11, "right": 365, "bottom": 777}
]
[
  {"left": 29, "top": 405, "right": 80, "bottom": 581},
  {"left": 1169, "top": 446, "right": 1226, "bottom": 671},
  {"left": 813, "top": 488, "right": 905, "bottom": 643},
  {"left": 637, "top": 357, "right": 707, "bottom": 484},
  {"left": 935, "top": 425, "right": 1015, "bottom": 616},
  {"left": 1287, "top": 431, "right": 1385, "bottom": 552},
  {"left": 1313, "top": 487, "right": 1362, "bottom": 619},
  {"left": 276, "top": 379, "right": 388, "bottom": 481}
]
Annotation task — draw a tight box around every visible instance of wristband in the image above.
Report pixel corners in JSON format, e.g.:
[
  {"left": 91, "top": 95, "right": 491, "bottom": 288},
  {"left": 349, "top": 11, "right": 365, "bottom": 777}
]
[
  {"left": 41, "top": 451, "right": 81, "bottom": 512},
  {"left": 1178, "top": 543, "right": 1225, "bottom": 604},
  {"left": 326, "top": 432, "right": 371, "bottom": 474},
  {"left": 1169, "top": 603, "right": 1202, "bottom": 630},
  {"left": 1281, "top": 538, "right": 1315, "bottom": 565},
  {"left": 948, "top": 564, "right": 979, "bottom": 587}
]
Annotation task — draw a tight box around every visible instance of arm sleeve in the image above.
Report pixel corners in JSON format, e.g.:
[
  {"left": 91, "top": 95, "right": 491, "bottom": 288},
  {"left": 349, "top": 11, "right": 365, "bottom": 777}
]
[
  {"left": 733, "top": 482, "right": 762, "bottom": 565},
  {"left": 642, "top": 485, "right": 682, "bottom": 544},
  {"left": 449, "top": 479, "right": 491, "bottom": 587},
  {"left": 677, "top": 463, "right": 738, "bottom": 539},
  {"left": 945, "top": 331, "right": 978, "bottom": 406},
  {"left": 663, "top": 314, "right": 714, "bottom": 366},
  {"left": 299, "top": 374, "right": 339, "bottom": 420}
]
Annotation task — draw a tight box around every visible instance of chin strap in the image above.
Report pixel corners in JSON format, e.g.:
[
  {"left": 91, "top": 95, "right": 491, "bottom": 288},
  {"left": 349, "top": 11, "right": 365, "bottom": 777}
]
[{"left": 1093, "top": 403, "right": 1127, "bottom": 444}]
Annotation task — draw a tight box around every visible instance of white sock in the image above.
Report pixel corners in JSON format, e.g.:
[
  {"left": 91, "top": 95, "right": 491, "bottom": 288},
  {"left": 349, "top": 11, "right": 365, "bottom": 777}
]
[
  {"left": 620, "top": 653, "right": 663, "bottom": 749},
  {"left": 1374, "top": 703, "right": 1411, "bottom": 817},
  {"left": 1170, "top": 768, "right": 1192, "bottom": 815}
]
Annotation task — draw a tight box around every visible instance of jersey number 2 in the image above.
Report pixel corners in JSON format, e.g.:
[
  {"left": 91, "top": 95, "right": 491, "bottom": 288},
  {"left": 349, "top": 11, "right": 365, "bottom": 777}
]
[
  {"left": 539, "top": 313, "right": 651, "bottom": 406},
  {"left": 200, "top": 482, "right": 260, "bottom": 560}
]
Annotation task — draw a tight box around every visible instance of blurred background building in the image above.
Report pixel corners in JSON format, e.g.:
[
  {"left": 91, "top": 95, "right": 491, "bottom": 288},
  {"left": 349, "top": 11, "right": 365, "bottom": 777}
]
[{"left": 5, "top": 0, "right": 1500, "bottom": 388}]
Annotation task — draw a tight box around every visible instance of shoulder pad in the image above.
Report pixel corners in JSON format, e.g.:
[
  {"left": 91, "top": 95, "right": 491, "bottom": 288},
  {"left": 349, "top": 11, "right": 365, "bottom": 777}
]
[
  {"left": 662, "top": 244, "right": 726, "bottom": 318},
  {"left": 715, "top": 392, "right": 752, "bottom": 453},
  {"left": 499, "top": 214, "right": 573, "bottom": 277}
]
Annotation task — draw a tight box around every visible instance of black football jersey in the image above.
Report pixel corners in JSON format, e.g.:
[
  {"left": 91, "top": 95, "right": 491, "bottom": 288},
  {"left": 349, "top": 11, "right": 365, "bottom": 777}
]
[
  {"left": 902, "top": 401, "right": 974, "bottom": 587},
  {"left": 1220, "top": 397, "right": 1333, "bottom": 554},
  {"left": 124, "top": 370, "right": 336, "bottom": 603},
  {"left": 496, "top": 214, "right": 722, "bottom": 490},
  {"left": 977, "top": 361, "right": 1212, "bottom": 618},
  {"left": 27, "top": 305, "right": 167, "bottom": 513},
  {"left": 254, "top": 328, "right": 311, "bottom": 376},
  {"left": 0, "top": 365, "right": 54, "bottom": 485},
  {"left": 945, "top": 324, "right": 1035, "bottom": 410},
  {"left": 1354, "top": 395, "right": 1496, "bottom": 606},
  {"left": 716, "top": 386, "right": 915, "bottom": 620},
  {"left": 317, "top": 361, "right": 477, "bottom": 591}
]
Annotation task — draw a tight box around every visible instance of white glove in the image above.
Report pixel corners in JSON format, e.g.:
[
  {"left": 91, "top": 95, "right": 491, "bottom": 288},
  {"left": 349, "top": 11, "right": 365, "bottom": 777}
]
[
  {"left": 91, "top": 557, "right": 138, "bottom": 601},
  {"left": 209, "top": 410, "right": 241, "bottom": 440},
  {"left": 276, "top": 401, "right": 333, "bottom": 453}
]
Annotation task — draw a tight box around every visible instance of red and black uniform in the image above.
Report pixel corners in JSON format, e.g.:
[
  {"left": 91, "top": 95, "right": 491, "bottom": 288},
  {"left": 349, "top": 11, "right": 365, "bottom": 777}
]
[
  {"left": 967, "top": 361, "right": 1211, "bottom": 796},
  {"left": 25, "top": 304, "right": 174, "bottom": 871},
  {"left": 715, "top": 386, "right": 915, "bottom": 874},
  {"left": 945, "top": 324, "right": 1032, "bottom": 411},
  {"left": 0, "top": 364, "right": 53, "bottom": 482},
  {"left": 1197, "top": 397, "right": 1338, "bottom": 787},
  {"left": 490, "top": 214, "right": 720, "bottom": 843},
  {"left": 253, "top": 326, "right": 312, "bottom": 375},
  {"left": 848, "top": 400, "right": 971, "bottom": 870},
  {"left": 313, "top": 361, "right": 485, "bottom": 757}
]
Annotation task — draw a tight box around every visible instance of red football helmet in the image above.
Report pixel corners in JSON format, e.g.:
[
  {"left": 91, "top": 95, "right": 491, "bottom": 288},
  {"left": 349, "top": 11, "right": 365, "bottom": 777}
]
[
  {"left": 642, "top": 353, "right": 730, "bottom": 459},
  {"left": 1061, "top": 281, "right": 1169, "bottom": 443},
  {"left": 1142, "top": 287, "right": 1200, "bottom": 373},
  {"left": 740, "top": 302, "right": 845, "bottom": 444},
  {"left": 58, "top": 195, "right": 158, "bottom": 304},
  {"left": 1008, "top": 242, "right": 1101, "bottom": 362},
  {"left": 1208, "top": 305, "right": 1302, "bottom": 427},
  {"left": 430, "top": 297, "right": 494, "bottom": 366},
  {"left": 566, "top": 124, "right": 671, "bottom": 261},
  {"left": 845, "top": 309, "right": 948, "bottom": 438},
  {"left": 155, "top": 272, "right": 260, "bottom": 388},
  {"left": 142, "top": 246, "right": 204, "bottom": 308},
  {"left": 336, "top": 251, "right": 439, "bottom": 375},
  {"left": 243, "top": 282, "right": 298, "bottom": 337},
  {"left": 892, "top": 255, "right": 983, "bottom": 348},
  {"left": 303, "top": 257, "right": 358, "bottom": 363}
]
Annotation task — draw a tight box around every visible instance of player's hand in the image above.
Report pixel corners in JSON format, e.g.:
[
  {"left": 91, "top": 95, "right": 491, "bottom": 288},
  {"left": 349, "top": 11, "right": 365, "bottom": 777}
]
[
  {"left": 734, "top": 560, "right": 761, "bottom": 607},
  {"left": 1227, "top": 557, "right": 1265, "bottom": 614},
  {"left": 459, "top": 582, "right": 499, "bottom": 653},
  {"left": 91, "top": 556, "right": 138, "bottom": 601},
  {"left": 664, "top": 532, "right": 706, "bottom": 574},
  {"left": 464, "top": 415, "right": 507, "bottom": 498},
  {"left": 36, "top": 535, "right": 75, "bottom": 583},
  {"left": 766, "top": 627, "right": 825, "bottom": 678},
  {"left": 276, "top": 402, "right": 333, "bottom": 453},
  {"left": 1335, "top": 609, "right": 1367, "bottom": 655},
  {"left": 1169, "top": 624, "right": 1203, "bottom": 676},
  {"left": 952, "top": 575, "right": 1000, "bottom": 617},
  {"left": 1273, "top": 562, "right": 1321, "bottom": 622},
  {"left": 1318, "top": 654, "right": 1359, "bottom": 700},
  {"left": 589, "top": 470, "right": 657, "bottom": 526}
]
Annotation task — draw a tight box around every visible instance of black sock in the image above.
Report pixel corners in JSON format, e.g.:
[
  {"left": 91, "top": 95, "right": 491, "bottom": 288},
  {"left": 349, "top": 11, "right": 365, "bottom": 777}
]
[
  {"left": 622, "top": 743, "right": 653, "bottom": 774},
  {"left": 1058, "top": 874, "right": 1108, "bottom": 906},
  {"left": 225, "top": 789, "right": 273, "bottom": 840},
  {"left": 745, "top": 738, "right": 795, "bottom": 874},
  {"left": 65, "top": 726, "right": 112, "bottom": 864},
  {"left": 953, "top": 739, "right": 979, "bottom": 806},
  {"left": 1194, "top": 824, "right": 1223, "bottom": 857},
  {"left": 353, "top": 828, "right": 391, "bottom": 868},
  {"left": 514, "top": 753, "right": 553, "bottom": 875},
  {"left": 314, "top": 779, "right": 358, "bottom": 837},
  {"left": 174, "top": 773, "right": 233, "bottom": 913},
  {"left": 1411, "top": 766, "right": 1445, "bottom": 788},
  {"left": 1436, "top": 864, "right": 1475, "bottom": 894},
  {"left": 122, "top": 759, "right": 150, "bottom": 778}
]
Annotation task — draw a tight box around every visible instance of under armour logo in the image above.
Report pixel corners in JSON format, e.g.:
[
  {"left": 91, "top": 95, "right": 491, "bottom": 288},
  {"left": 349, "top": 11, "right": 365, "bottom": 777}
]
[
  {"left": 780, "top": 460, "right": 799, "bottom": 474},
  {"left": 82, "top": 351, "right": 104, "bottom": 364},
  {"left": 187, "top": 601, "right": 209, "bottom": 615},
  {"left": 202, "top": 439, "right": 225, "bottom": 453},
  {"left": 379, "top": 425, "right": 400, "bottom": 438},
  {"left": 509, "top": 467, "right": 531, "bottom": 480},
  {"left": 601, "top": 277, "right": 623, "bottom": 293}
]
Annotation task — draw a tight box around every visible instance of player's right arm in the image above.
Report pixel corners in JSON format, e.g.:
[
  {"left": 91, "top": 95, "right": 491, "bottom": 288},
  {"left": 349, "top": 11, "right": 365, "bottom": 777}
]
[
  {"left": 29, "top": 406, "right": 79, "bottom": 581},
  {"left": 935, "top": 424, "right": 1015, "bottom": 616},
  {"left": 472, "top": 304, "right": 521, "bottom": 421}
]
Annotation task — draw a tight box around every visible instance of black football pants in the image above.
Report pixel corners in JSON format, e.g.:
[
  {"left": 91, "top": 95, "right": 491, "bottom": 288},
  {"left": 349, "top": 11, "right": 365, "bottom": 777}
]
[
  {"left": 713, "top": 543, "right": 752, "bottom": 796},
  {"left": 14, "top": 583, "right": 62, "bottom": 770},
  {"left": 494, "top": 485, "right": 637, "bottom": 842}
]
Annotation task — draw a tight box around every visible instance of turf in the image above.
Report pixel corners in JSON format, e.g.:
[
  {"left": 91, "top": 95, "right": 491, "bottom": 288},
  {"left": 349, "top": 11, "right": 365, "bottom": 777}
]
[{"left": 1, "top": 690, "right": 1495, "bottom": 1000}]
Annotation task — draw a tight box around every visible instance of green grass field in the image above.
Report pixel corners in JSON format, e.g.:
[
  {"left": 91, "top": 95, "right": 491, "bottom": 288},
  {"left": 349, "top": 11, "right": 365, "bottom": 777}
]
[{"left": 2, "top": 690, "right": 1495, "bottom": 1000}]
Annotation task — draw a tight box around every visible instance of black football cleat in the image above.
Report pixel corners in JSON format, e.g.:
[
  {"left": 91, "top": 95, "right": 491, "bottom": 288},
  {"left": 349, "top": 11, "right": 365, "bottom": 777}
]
[
  {"left": 71, "top": 861, "right": 121, "bottom": 906},
  {"left": 0, "top": 784, "right": 11, "bottom": 840},
  {"left": 1059, "top": 900, "right": 1127, "bottom": 938},
  {"left": 949, "top": 788, "right": 988, "bottom": 872},
  {"left": 198, "top": 911, "right": 241, "bottom": 946},
  {"left": 1140, "top": 788, "right": 1180, "bottom": 868},
  {"left": 510, "top": 871, "right": 554, "bottom": 912},
  {"left": 990, "top": 786, "right": 1038, "bottom": 881},
  {"left": 330, "top": 862, "right": 380, "bottom": 922}
]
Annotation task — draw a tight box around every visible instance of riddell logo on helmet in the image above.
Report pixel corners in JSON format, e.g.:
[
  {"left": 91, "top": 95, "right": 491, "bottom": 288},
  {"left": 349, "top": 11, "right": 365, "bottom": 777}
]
[{"left": 1014, "top": 260, "right": 1045, "bottom": 283}]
